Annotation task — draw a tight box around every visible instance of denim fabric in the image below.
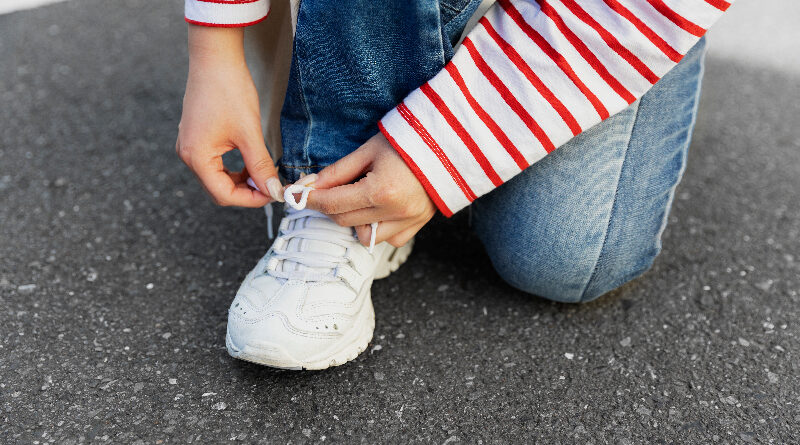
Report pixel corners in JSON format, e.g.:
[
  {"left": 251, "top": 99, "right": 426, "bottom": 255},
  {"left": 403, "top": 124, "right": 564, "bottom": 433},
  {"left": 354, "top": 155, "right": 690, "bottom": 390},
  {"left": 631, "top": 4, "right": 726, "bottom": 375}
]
[
  {"left": 281, "top": 2, "right": 706, "bottom": 303},
  {"left": 279, "top": 0, "right": 483, "bottom": 182},
  {"left": 472, "top": 38, "right": 706, "bottom": 303}
]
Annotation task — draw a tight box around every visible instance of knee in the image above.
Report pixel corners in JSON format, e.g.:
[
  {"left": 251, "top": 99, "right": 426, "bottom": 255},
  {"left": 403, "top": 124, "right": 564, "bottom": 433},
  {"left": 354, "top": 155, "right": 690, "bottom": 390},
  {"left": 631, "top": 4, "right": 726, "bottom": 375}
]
[{"left": 487, "top": 242, "right": 661, "bottom": 304}]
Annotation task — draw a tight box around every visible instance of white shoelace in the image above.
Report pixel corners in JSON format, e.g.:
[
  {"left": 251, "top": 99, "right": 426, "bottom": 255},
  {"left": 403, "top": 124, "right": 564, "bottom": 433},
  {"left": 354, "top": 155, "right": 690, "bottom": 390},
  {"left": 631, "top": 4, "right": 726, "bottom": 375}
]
[{"left": 247, "top": 178, "right": 379, "bottom": 281}]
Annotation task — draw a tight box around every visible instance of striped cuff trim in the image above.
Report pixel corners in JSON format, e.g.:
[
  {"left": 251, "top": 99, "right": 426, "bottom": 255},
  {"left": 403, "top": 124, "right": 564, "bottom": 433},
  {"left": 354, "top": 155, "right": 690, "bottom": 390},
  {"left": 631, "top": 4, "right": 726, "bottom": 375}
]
[
  {"left": 185, "top": 0, "right": 269, "bottom": 27},
  {"left": 379, "top": 107, "right": 472, "bottom": 216}
]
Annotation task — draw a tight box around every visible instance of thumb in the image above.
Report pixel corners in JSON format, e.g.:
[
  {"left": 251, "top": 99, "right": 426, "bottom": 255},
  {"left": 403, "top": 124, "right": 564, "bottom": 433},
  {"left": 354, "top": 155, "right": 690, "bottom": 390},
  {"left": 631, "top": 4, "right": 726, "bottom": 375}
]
[{"left": 238, "top": 130, "right": 283, "bottom": 202}]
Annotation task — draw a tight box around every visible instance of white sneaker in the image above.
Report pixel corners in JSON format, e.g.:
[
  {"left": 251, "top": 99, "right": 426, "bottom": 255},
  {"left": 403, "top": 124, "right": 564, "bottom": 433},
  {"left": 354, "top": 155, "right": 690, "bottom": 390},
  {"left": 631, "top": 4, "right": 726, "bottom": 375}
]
[{"left": 225, "top": 203, "right": 412, "bottom": 370}]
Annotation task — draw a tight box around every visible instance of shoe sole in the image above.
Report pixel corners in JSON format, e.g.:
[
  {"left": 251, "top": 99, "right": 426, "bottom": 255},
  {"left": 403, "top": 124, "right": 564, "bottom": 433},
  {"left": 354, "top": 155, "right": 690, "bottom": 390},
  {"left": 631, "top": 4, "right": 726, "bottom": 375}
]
[{"left": 226, "top": 240, "right": 414, "bottom": 370}]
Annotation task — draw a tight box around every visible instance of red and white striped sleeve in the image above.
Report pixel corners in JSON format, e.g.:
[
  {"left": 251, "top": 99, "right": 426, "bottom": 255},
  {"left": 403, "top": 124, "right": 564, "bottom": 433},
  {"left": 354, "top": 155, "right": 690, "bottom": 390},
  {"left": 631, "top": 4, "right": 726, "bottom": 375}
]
[
  {"left": 379, "top": 0, "right": 733, "bottom": 217},
  {"left": 185, "top": 0, "right": 270, "bottom": 27}
]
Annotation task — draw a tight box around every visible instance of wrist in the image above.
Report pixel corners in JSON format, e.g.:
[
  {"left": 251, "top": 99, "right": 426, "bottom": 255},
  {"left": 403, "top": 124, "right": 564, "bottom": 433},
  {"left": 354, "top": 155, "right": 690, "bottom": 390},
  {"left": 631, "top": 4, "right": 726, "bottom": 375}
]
[{"left": 188, "top": 24, "right": 247, "bottom": 70}]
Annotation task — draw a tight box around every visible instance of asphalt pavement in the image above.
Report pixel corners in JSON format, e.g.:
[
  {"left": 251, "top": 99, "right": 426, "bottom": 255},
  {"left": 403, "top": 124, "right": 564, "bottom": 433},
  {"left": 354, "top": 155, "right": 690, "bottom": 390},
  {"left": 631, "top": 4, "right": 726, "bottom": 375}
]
[{"left": 1, "top": 0, "right": 798, "bottom": 443}]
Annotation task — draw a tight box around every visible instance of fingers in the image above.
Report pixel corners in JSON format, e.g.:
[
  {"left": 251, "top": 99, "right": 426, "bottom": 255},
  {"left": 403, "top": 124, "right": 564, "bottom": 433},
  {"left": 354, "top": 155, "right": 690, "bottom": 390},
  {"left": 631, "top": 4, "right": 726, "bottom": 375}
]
[
  {"left": 238, "top": 130, "right": 283, "bottom": 202},
  {"left": 176, "top": 135, "right": 271, "bottom": 207},
  {"left": 386, "top": 221, "right": 425, "bottom": 247},
  {"left": 313, "top": 144, "right": 374, "bottom": 189},
  {"left": 192, "top": 153, "right": 271, "bottom": 207},
  {"left": 225, "top": 167, "right": 247, "bottom": 184},
  {"left": 305, "top": 182, "right": 373, "bottom": 215},
  {"left": 354, "top": 219, "right": 424, "bottom": 247},
  {"left": 327, "top": 207, "right": 383, "bottom": 227}
]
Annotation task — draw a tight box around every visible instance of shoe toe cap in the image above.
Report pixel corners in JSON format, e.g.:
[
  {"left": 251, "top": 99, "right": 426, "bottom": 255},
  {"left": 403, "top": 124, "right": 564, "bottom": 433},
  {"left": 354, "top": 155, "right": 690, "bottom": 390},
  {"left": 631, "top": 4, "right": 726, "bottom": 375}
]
[
  {"left": 226, "top": 293, "right": 343, "bottom": 368},
  {"left": 226, "top": 294, "right": 287, "bottom": 348},
  {"left": 226, "top": 302, "right": 304, "bottom": 368}
]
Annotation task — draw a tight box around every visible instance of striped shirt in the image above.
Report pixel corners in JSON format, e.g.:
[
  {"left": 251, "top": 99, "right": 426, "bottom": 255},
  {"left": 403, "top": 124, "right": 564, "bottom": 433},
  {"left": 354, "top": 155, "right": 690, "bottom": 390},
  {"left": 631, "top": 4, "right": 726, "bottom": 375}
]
[{"left": 185, "top": 0, "right": 733, "bottom": 216}]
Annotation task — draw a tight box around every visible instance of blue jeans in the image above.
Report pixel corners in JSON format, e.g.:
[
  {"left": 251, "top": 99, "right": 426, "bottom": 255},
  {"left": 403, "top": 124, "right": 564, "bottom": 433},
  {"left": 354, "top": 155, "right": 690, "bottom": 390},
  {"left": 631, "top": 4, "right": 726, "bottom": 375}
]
[{"left": 280, "top": 0, "right": 706, "bottom": 303}]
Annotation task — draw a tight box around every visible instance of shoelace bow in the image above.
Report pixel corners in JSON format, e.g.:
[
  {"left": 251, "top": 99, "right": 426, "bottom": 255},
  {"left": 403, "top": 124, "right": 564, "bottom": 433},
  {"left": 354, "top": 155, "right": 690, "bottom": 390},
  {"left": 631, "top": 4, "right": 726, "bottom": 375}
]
[{"left": 247, "top": 178, "right": 378, "bottom": 281}]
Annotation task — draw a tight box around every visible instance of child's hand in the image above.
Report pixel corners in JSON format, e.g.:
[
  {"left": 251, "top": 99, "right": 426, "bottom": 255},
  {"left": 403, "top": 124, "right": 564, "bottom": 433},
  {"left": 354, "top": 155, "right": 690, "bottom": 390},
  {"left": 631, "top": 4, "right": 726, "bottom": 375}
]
[{"left": 175, "top": 25, "right": 282, "bottom": 208}]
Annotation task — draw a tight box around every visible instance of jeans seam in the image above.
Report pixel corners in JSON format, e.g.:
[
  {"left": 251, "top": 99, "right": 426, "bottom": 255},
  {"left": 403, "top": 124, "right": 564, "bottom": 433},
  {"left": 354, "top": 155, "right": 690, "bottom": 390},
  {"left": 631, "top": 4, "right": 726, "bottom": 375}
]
[
  {"left": 579, "top": 102, "right": 641, "bottom": 302},
  {"left": 442, "top": 1, "right": 477, "bottom": 28},
  {"left": 438, "top": 14, "right": 446, "bottom": 63},
  {"left": 294, "top": 41, "right": 313, "bottom": 171},
  {"left": 440, "top": 3, "right": 461, "bottom": 15},
  {"left": 442, "top": 0, "right": 482, "bottom": 50},
  {"left": 654, "top": 46, "right": 705, "bottom": 245}
]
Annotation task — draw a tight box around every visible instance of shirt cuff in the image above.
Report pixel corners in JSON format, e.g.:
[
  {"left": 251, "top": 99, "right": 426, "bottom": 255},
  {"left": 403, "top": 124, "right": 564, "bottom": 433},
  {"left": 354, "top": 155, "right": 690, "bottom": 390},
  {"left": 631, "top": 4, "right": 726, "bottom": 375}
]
[{"left": 185, "top": 0, "right": 270, "bottom": 28}]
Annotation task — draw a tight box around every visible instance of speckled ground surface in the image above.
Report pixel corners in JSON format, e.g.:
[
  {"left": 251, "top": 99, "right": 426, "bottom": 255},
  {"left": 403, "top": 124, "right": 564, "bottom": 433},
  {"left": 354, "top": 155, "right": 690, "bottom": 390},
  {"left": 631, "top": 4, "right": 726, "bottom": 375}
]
[{"left": 1, "top": 1, "right": 798, "bottom": 443}]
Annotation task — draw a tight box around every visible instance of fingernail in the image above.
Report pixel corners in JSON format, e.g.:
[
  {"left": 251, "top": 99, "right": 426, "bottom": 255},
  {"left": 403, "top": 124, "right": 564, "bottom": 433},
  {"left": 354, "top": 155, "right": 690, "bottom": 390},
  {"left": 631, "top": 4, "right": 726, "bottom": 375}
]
[
  {"left": 246, "top": 177, "right": 260, "bottom": 192},
  {"left": 266, "top": 177, "right": 284, "bottom": 202},
  {"left": 296, "top": 173, "right": 318, "bottom": 186}
]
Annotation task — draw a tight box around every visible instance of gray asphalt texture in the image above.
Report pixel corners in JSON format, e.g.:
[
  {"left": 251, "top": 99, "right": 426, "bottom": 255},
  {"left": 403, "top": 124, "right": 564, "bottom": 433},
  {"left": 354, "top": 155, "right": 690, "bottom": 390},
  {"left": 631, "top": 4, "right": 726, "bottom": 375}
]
[{"left": 1, "top": 1, "right": 799, "bottom": 443}]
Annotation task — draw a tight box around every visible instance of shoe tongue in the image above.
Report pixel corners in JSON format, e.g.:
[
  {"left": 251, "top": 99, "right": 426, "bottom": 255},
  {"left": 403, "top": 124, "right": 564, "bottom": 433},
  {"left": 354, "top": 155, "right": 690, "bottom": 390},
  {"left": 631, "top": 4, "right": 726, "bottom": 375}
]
[{"left": 279, "top": 212, "right": 352, "bottom": 275}]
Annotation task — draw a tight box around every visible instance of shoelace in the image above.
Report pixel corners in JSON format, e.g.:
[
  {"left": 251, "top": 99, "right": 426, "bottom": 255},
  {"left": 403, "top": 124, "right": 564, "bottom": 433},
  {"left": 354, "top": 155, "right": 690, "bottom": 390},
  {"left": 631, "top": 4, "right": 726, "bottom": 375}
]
[
  {"left": 266, "top": 207, "right": 358, "bottom": 282},
  {"left": 247, "top": 178, "right": 379, "bottom": 281}
]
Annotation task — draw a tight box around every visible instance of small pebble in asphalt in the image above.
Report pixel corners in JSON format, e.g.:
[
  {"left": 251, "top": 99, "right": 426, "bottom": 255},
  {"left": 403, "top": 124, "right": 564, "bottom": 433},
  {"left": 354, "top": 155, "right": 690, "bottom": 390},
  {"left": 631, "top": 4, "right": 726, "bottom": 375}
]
[
  {"left": 767, "top": 372, "right": 779, "bottom": 384},
  {"left": 17, "top": 284, "right": 37, "bottom": 293},
  {"left": 755, "top": 280, "right": 773, "bottom": 291}
]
